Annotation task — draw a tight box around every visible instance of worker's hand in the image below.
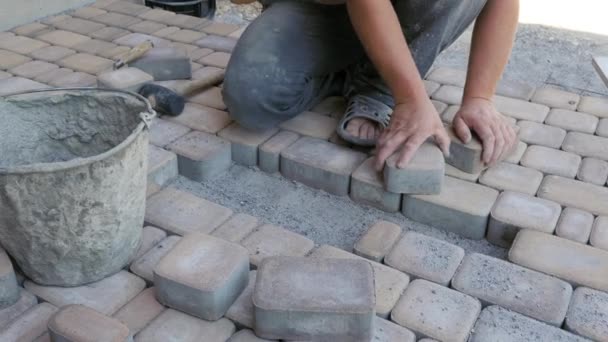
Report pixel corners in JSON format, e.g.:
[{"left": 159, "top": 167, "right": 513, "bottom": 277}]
[
  {"left": 453, "top": 97, "right": 517, "bottom": 165},
  {"left": 374, "top": 98, "right": 450, "bottom": 171}
]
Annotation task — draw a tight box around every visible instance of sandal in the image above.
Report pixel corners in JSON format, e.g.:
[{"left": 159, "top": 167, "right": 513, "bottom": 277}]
[{"left": 336, "top": 94, "right": 392, "bottom": 147}]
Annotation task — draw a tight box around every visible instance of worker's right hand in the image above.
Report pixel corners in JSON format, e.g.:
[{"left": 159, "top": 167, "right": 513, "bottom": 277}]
[{"left": 374, "top": 97, "right": 451, "bottom": 171}]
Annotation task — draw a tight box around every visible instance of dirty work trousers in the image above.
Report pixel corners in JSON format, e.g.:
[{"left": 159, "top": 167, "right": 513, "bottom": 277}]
[{"left": 223, "top": 0, "right": 488, "bottom": 130}]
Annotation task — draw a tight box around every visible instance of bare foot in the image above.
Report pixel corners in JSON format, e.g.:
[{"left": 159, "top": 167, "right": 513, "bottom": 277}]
[{"left": 345, "top": 117, "right": 380, "bottom": 142}]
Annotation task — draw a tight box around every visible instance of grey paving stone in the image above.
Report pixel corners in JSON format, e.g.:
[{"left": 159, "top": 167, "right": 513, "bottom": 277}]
[
  {"left": 195, "top": 35, "right": 237, "bottom": 52},
  {"left": 590, "top": 216, "right": 608, "bottom": 251},
  {"left": 58, "top": 53, "right": 113, "bottom": 75},
  {"left": 545, "top": 109, "right": 598, "bottom": 134},
  {"left": 452, "top": 253, "right": 572, "bottom": 326},
  {"left": 0, "top": 247, "right": 19, "bottom": 309},
  {"left": 90, "top": 26, "right": 131, "bottom": 42},
  {"left": 537, "top": 175, "right": 608, "bottom": 216},
  {"left": 145, "top": 187, "right": 233, "bottom": 235},
  {"left": 577, "top": 157, "right": 608, "bottom": 185},
  {"left": 53, "top": 17, "right": 106, "bottom": 35},
  {"left": 280, "top": 137, "right": 367, "bottom": 196},
  {"left": 469, "top": 305, "right": 589, "bottom": 342},
  {"left": 71, "top": 6, "right": 107, "bottom": 19},
  {"left": 228, "top": 329, "right": 274, "bottom": 342},
  {"left": 48, "top": 304, "right": 130, "bottom": 342},
  {"left": 149, "top": 119, "right": 191, "bottom": 148},
  {"left": 504, "top": 140, "right": 527, "bottom": 164},
  {"left": 532, "top": 87, "right": 580, "bottom": 110},
  {"left": 97, "top": 67, "right": 153, "bottom": 91},
  {"left": 384, "top": 142, "right": 444, "bottom": 194},
  {"left": 155, "top": 233, "right": 249, "bottom": 321},
  {"left": 28, "top": 45, "right": 75, "bottom": 62},
  {"left": 555, "top": 207, "right": 594, "bottom": 244},
  {"left": 218, "top": 123, "right": 278, "bottom": 166},
  {"left": 509, "top": 230, "right": 608, "bottom": 292},
  {"left": 444, "top": 163, "right": 482, "bottom": 182},
  {"left": 445, "top": 126, "right": 484, "bottom": 173},
  {"left": 494, "top": 95, "right": 550, "bottom": 122},
  {"left": 92, "top": 12, "right": 142, "bottom": 29},
  {"left": 135, "top": 309, "right": 235, "bottom": 342},
  {"left": 258, "top": 131, "right": 300, "bottom": 173},
  {"left": 129, "top": 47, "right": 191, "bottom": 81},
  {"left": 147, "top": 145, "right": 178, "bottom": 187},
  {"left": 520, "top": 145, "right": 581, "bottom": 178},
  {"left": 253, "top": 257, "right": 375, "bottom": 341},
  {"left": 130, "top": 236, "right": 181, "bottom": 284},
  {"left": 597, "top": 118, "right": 608, "bottom": 137},
  {"left": 211, "top": 213, "right": 259, "bottom": 243},
  {"left": 565, "top": 287, "right": 608, "bottom": 341},
  {"left": 496, "top": 78, "right": 537, "bottom": 100},
  {"left": 0, "top": 288, "right": 37, "bottom": 329},
  {"left": 310, "top": 245, "right": 410, "bottom": 319},
  {"left": 128, "top": 20, "right": 167, "bottom": 34},
  {"left": 24, "top": 271, "right": 144, "bottom": 315},
  {"left": 279, "top": 111, "right": 338, "bottom": 140},
  {"left": 226, "top": 271, "right": 257, "bottom": 329},
  {"left": 391, "top": 279, "right": 481, "bottom": 342},
  {"left": 578, "top": 95, "right": 608, "bottom": 118},
  {"left": 562, "top": 132, "right": 608, "bottom": 161},
  {"left": 166, "top": 29, "right": 206, "bottom": 44},
  {"left": 240, "top": 224, "right": 314, "bottom": 268},
  {"left": 373, "top": 317, "right": 416, "bottom": 342},
  {"left": 488, "top": 191, "right": 561, "bottom": 247},
  {"left": 350, "top": 157, "right": 402, "bottom": 213},
  {"left": 12, "top": 22, "right": 49, "bottom": 37},
  {"left": 37, "top": 30, "right": 90, "bottom": 47},
  {"left": 104, "top": 1, "right": 150, "bottom": 16},
  {"left": 201, "top": 22, "right": 239, "bottom": 36},
  {"left": 34, "top": 67, "right": 72, "bottom": 84},
  {"left": 9, "top": 60, "right": 58, "bottom": 79},
  {"left": 0, "top": 303, "right": 57, "bottom": 342},
  {"left": 385, "top": 231, "right": 464, "bottom": 286},
  {"left": 354, "top": 221, "right": 402, "bottom": 263},
  {"left": 167, "top": 131, "right": 232, "bottom": 182},
  {"left": 49, "top": 71, "right": 96, "bottom": 87},
  {"left": 402, "top": 176, "right": 499, "bottom": 239},
  {"left": 113, "top": 287, "right": 165, "bottom": 337},
  {"left": 479, "top": 162, "right": 543, "bottom": 195},
  {"left": 0, "top": 77, "right": 48, "bottom": 96},
  {"left": 165, "top": 103, "right": 232, "bottom": 134},
  {"left": 0, "top": 49, "right": 31, "bottom": 69},
  {"left": 0, "top": 35, "right": 48, "bottom": 55},
  {"left": 131, "top": 226, "right": 167, "bottom": 263},
  {"left": 430, "top": 85, "right": 463, "bottom": 105},
  {"left": 426, "top": 67, "right": 466, "bottom": 87},
  {"left": 518, "top": 120, "right": 567, "bottom": 148}
]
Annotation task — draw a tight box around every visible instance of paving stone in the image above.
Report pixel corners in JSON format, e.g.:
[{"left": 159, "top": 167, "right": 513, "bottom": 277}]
[
  {"left": 517, "top": 120, "right": 567, "bottom": 148},
  {"left": 555, "top": 208, "right": 594, "bottom": 244},
  {"left": 354, "top": 221, "right": 402, "bottom": 263},
  {"left": 53, "top": 17, "right": 107, "bottom": 35},
  {"left": 578, "top": 95, "right": 608, "bottom": 118},
  {"left": 105, "top": 1, "right": 150, "bottom": 16},
  {"left": 445, "top": 126, "right": 484, "bottom": 173},
  {"left": 488, "top": 191, "right": 561, "bottom": 247},
  {"left": 494, "top": 95, "right": 550, "bottom": 122},
  {"left": 402, "top": 176, "right": 499, "bottom": 239},
  {"left": 590, "top": 216, "right": 608, "bottom": 251},
  {"left": 350, "top": 157, "right": 402, "bottom": 213},
  {"left": 520, "top": 145, "right": 581, "bottom": 178},
  {"left": 241, "top": 225, "right": 314, "bottom": 267},
  {"left": 0, "top": 289, "right": 37, "bottom": 329},
  {"left": 40, "top": 14, "right": 72, "bottom": 25},
  {"left": 128, "top": 20, "right": 167, "bottom": 34},
  {"left": 49, "top": 304, "right": 130, "bottom": 342},
  {"left": 138, "top": 8, "right": 176, "bottom": 21},
  {"left": 59, "top": 53, "right": 113, "bottom": 75},
  {"left": 166, "top": 103, "right": 232, "bottom": 134},
  {"left": 385, "top": 231, "right": 464, "bottom": 286},
  {"left": 278, "top": 111, "right": 337, "bottom": 140},
  {"left": 0, "top": 35, "right": 49, "bottom": 55},
  {"left": 195, "top": 35, "right": 237, "bottom": 53},
  {"left": 167, "top": 131, "right": 231, "bottom": 181},
  {"left": 577, "top": 157, "right": 608, "bottom": 185},
  {"left": 280, "top": 137, "right": 367, "bottom": 195},
  {"left": 72, "top": 38, "right": 118, "bottom": 57},
  {"left": 200, "top": 51, "right": 231, "bottom": 68},
  {"left": 0, "top": 70, "right": 10, "bottom": 80},
  {"left": 479, "top": 162, "right": 543, "bottom": 195},
  {"left": 423, "top": 80, "right": 441, "bottom": 96},
  {"left": 310, "top": 245, "right": 410, "bottom": 318},
  {"left": 384, "top": 142, "right": 444, "bottom": 194},
  {"left": 189, "top": 47, "right": 213, "bottom": 61},
  {"left": 165, "top": 29, "right": 206, "bottom": 44},
  {"left": 0, "top": 247, "right": 19, "bottom": 309},
  {"left": 212, "top": 213, "right": 259, "bottom": 243},
  {"left": 132, "top": 226, "right": 167, "bottom": 262},
  {"left": 147, "top": 144, "right": 178, "bottom": 187},
  {"left": 152, "top": 26, "right": 181, "bottom": 38},
  {"left": 224, "top": 270, "right": 257, "bottom": 329},
  {"left": 149, "top": 118, "right": 191, "bottom": 147},
  {"left": 28, "top": 45, "right": 75, "bottom": 62},
  {"left": 469, "top": 305, "right": 588, "bottom": 342},
  {"left": 565, "top": 287, "right": 608, "bottom": 341},
  {"left": 562, "top": 131, "right": 608, "bottom": 160},
  {"left": 9, "top": 60, "right": 57, "bottom": 79},
  {"left": 35, "top": 68, "right": 75, "bottom": 84},
  {"left": 444, "top": 163, "right": 481, "bottom": 182},
  {"left": 155, "top": 233, "right": 249, "bottom": 320},
  {"left": 113, "top": 287, "right": 165, "bottom": 337},
  {"left": 430, "top": 85, "right": 463, "bottom": 105},
  {"left": 391, "top": 279, "right": 481, "bottom": 342},
  {"left": 147, "top": 181, "right": 161, "bottom": 198},
  {"left": 431, "top": 100, "right": 448, "bottom": 115},
  {"left": 145, "top": 187, "right": 233, "bottom": 235},
  {"left": 427, "top": 67, "right": 466, "bottom": 87},
  {"left": 0, "top": 303, "right": 57, "bottom": 341},
  {"left": 510, "top": 229, "right": 608, "bottom": 291},
  {"left": 113, "top": 33, "right": 171, "bottom": 48},
  {"left": 24, "top": 271, "right": 145, "bottom": 315},
  {"left": 135, "top": 309, "right": 235, "bottom": 342},
  {"left": 12, "top": 23, "right": 49, "bottom": 37},
  {"left": 90, "top": 0, "right": 119, "bottom": 9},
  {"left": 158, "top": 13, "right": 209, "bottom": 30},
  {"left": 545, "top": 108, "right": 598, "bottom": 134},
  {"left": 188, "top": 86, "right": 226, "bottom": 110},
  {"left": 0, "top": 77, "right": 48, "bottom": 95},
  {"left": 253, "top": 256, "right": 375, "bottom": 341},
  {"left": 532, "top": 86, "right": 580, "bottom": 110},
  {"left": 258, "top": 131, "right": 299, "bottom": 173},
  {"left": 49, "top": 71, "right": 97, "bottom": 87},
  {"left": 537, "top": 175, "right": 608, "bottom": 216},
  {"left": 372, "top": 317, "right": 416, "bottom": 342},
  {"left": 202, "top": 22, "right": 240, "bottom": 36},
  {"left": 496, "top": 79, "right": 537, "bottom": 101},
  {"left": 597, "top": 118, "right": 608, "bottom": 137},
  {"left": 90, "top": 26, "right": 131, "bottom": 41},
  {"left": 130, "top": 236, "right": 181, "bottom": 283},
  {"left": 0, "top": 49, "right": 32, "bottom": 69},
  {"left": 229, "top": 329, "right": 274, "bottom": 342},
  {"left": 440, "top": 105, "right": 459, "bottom": 123},
  {"left": 98, "top": 67, "right": 153, "bottom": 91},
  {"left": 452, "top": 253, "right": 572, "bottom": 326},
  {"left": 190, "top": 61, "right": 202, "bottom": 71},
  {"left": 38, "top": 30, "right": 90, "bottom": 47},
  {"left": 92, "top": 12, "right": 142, "bottom": 28},
  {"left": 72, "top": 6, "right": 108, "bottom": 19},
  {"left": 218, "top": 123, "right": 278, "bottom": 166}
]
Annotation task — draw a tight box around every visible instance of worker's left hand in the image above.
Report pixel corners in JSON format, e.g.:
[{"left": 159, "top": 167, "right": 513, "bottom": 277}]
[{"left": 453, "top": 97, "right": 517, "bottom": 165}]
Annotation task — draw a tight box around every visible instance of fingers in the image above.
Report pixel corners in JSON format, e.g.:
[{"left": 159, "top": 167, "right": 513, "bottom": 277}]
[
  {"left": 434, "top": 126, "right": 451, "bottom": 158},
  {"left": 453, "top": 116, "right": 472, "bottom": 144},
  {"left": 500, "top": 123, "right": 517, "bottom": 161},
  {"left": 374, "top": 131, "right": 407, "bottom": 171},
  {"left": 490, "top": 123, "right": 505, "bottom": 165},
  {"left": 474, "top": 121, "right": 495, "bottom": 164},
  {"left": 396, "top": 135, "right": 426, "bottom": 168}
]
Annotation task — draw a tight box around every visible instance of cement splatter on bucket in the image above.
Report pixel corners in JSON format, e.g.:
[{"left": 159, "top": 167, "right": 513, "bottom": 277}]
[{"left": 0, "top": 88, "right": 155, "bottom": 286}]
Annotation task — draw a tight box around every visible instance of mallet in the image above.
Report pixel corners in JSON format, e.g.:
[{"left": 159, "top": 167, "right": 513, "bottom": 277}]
[
  {"left": 113, "top": 40, "right": 154, "bottom": 70},
  {"left": 138, "top": 69, "right": 225, "bottom": 116}
]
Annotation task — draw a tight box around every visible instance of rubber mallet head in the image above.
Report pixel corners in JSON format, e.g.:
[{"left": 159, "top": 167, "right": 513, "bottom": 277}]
[{"left": 138, "top": 83, "right": 185, "bottom": 116}]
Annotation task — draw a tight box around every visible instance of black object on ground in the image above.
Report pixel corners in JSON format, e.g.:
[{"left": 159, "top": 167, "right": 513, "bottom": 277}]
[{"left": 145, "top": 0, "right": 216, "bottom": 19}]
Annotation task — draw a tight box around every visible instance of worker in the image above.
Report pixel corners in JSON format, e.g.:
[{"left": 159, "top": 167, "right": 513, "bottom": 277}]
[{"left": 223, "top": 0, "right": 519, "bottom": 170}]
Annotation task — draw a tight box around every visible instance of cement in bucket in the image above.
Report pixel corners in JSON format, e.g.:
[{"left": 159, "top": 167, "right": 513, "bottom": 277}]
[{"left": 0, "top": 88, "right": 155, "bottom": 286}]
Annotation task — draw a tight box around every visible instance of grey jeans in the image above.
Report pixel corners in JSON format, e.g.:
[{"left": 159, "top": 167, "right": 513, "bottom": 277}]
[{"left": 223, "top": 0, "right": 487, "bottom": 130}]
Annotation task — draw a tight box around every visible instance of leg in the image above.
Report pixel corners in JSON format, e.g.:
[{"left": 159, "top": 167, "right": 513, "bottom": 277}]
[{"left": 223, "top": 1, "right": 364, "bottom": 130}]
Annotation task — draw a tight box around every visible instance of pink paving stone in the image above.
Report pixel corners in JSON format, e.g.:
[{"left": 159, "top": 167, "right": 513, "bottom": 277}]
[
  {"left": 0, "top": 71, "right": 10, "bottom": 80},
  {"left": 189, "top": 47, "right": 214, "bottom": 61},
  {"left": 430, "top": 85, "right": 463, "bottom": 105},
  {"left": 218, "top": 122, "right": 278, "bottom": 166},
  {"left": 90, "top": 26, "right": 131, "bottom": 41},
  {"left": 0, "top": 303, "right": 57, "bottom": 341},
  {"left": 91, "top": 12, "right": 142, "bottom": 28},
  {"left": 152, "top": 26, "right": 181, "bottom": 38},
  {"left": 138, "top": 8, "right": 176, "bottom": 21},
  {"left": 520, "top": 145, "right": 581, "bottom": 178},
  {"left": 53, "top": 17, "right": 107, "bottom": 35},
  {"left": 228, "top": 26, "right": 247, "bottom": 39},
  {"left": 200, "top": 51, "right": 231, "bottom": 68},
  {"left": 424, "top": 80, "right": 441, "bottom": 96},
  {"left": 12, "top": 23, "right": 49, "bottom": 37},
  {"left": 128, "top": 20, "right": 168, "bottom": 34},
  {"left": 354, "top": 221, "right": 402, "bottom": 263},
  {"left": 131, "top": 226, "right": 167, "bottom": 262},
  {"left": 228, "top": 329, "right": 274, "bottom": 342},
  {"left": 156, "top": 13, "right": 209, "bottom": 29},
  {"left": 113, "top": 33, "right": 172, "bottom": 48},
  {"left": 9, "top": 60, "right": 58, "bottom": 79},
  {"left": 166, "top": 29, "right": 206, "bottom": 43},
  {"left": 0, "top": 49, "right": 32, "bottom": 69},
  {"left": 504, "top": 141, "right": 527, "bottom": 164},
  {"left": 28, "top": 45, "right": 75, "bottom": 62},
  {"left": 0, "top": 35, "right": 49, "bottom": 55},
  {"left": 145, "top": 186, "right": 233, "bottom": 235},
  {"left": 597, "top": 118, "right": 608, "bottom": 137},
  {"left": 479, "top": 162, "right": 543, "bottom": 195},
  {"left": 350, "top": 157, "right": 402, "bottom": 212},
  {"left": 165, "top": 103, "right": 232, "bottom": 134},
  {"left": 35, "top": 68, "right": 73, "bottom": 84},
  {"left": 279, "top": 111, "right": 338, "bottom": 140},
  {"left": 188, "top": 86, "right": 226, "bottom": 110},
  {"left": 130, "top": 236, "right": 181, "bottom": 284},
  {"left": 149, "top": 118, "right": 191, "bottom": 147},
  {"left": 37, "top": 30, "right": 91, "bottom": 47},
  {"left": 201, "top": 22, "right": 240, "bottom": 36},
  {"left": 49, "top": 71, "right": 97, "bottom": 87},
  {"left": 72, "top": 38, "right": 120, "bottom": 57},
  {"left": 211, "top": 213, "right": 259, "bottom": 243},
  {"left": 113, "top": 287, "right": 165, "bottom": 337},
  {"left": 240, "top": 224, "right": 315, "bottom": 267},
  {"left": 195, "top": 35, "right": 237, "bottom": 53},
  {"left": 71, "top": 6, "right": 108, "bottom": 19},
  {"left": 58, "top": 53, "right": 113, "bottom": 75},
  {"left": 104, "top": 1, "right": 150, "bottom": 16},
  {"left": 48, "top": 304, "right": 130, "bottom": 342},
  {"left": 258, "top": 130, "right": 301, "bottom": 173},
  {"left": 167, "top": 130, "right": 232, "bottom": 182},
  {"left": 135, "top": 309, "right": 235, "bottom": 342},
  {"left": 311, "top": 96, "right": 346, "bottom": 117},
  {"left": 531, "top": 86, "right": 580, "bottom": 110}
]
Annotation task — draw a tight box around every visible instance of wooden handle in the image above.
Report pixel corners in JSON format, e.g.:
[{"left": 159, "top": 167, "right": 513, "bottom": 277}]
[
  {"left": 114, "top": 41, "right": 154, "bottom": 69},
  {"left": 174, "top": 70, "right": 225, "bottom": 96}
]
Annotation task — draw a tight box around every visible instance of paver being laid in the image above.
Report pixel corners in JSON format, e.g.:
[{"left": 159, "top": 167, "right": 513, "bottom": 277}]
[
  {"left": 258, "top": 131, "right": 300, "bottom": 173},
  {"left": 253, "top": 257, "right": 375, "bottom": 341},
  {"left": 218, "top": 123, "right": 278, "bottom": 166},
  {"left": 113, "top": 287, "right": 165, "bottom": 336},
  {"left": 487, "top": 191, "right": 561, "bottom": 247},
  {"left": 147, "top": 145, "right": 178, "bottom": 187},
  {"left": 402, "top": 176, "right": 499, "bottom": 239},
  {"left": 155, "top": 233, "right": 249, "bottom": 321},
  {"left": 311, "top": 245, "right": 410, "bottom": 318},
  {"left": 384, "top": 142, "right": 445, "bottom": 194},
  {"left": 520, "top": 145, "right": 581, "bottom": 178},
  {"left": 469, "top": 305, "right": 589, "bottom": 342},
  {"left": 145, "top": 187, "right": 233, "bottom": 235},
  {"left": 385, "top": 231, "right": 464, "bottom": 286},
  {"left": 24, "top": 270, "right": 145, "bottom": 315},
  {"left": 537, "top": 175, "right": 608, "bottom": 216},
  {"left": 354, "top": 221, "right": 402, "bottom": 262},
  {"left": 531, "top": 86, "right": 580, "bottom": 110},
  {"left": 391, "top": 279, "right": 481, "bottom": 342},
  {"left": 48, "top": 304, "right": 130, "bottom": 342},
  {"left": 555, "top": 208, "right": 594, "bottom": 244},
  {"left": 493, "top": 95, "right": 550, "bottom": 122},
  {"left": 562, "top": 131, "right": 608, "bottom": 161},
  {"left": 279, "top": 111, "right": 338, "bottom": 140},
  {"left": 517, "top": 120, "right": 567, "bottom": 148},
  {"left": 452, "top": 253, "right": 572, "bottom": 326},
  {"left": 479, "top": 162, "right": 543, "bottom": 195},
  {"left": 130, "top": 236, "right": 181, "bottom": 284},
  {"left": 135, "top": 309, "right": 235, "bottom": 342},
  {"left": 281, "top": 137, "right": 367, "bottom": 196},
  {"left": 545, "top": 109, "right": 599, "bottom": 134},
  {"left": 350, "top": 157, "right": 402, "bottom": 213},
  {"left": 565, "top": 287, "right": 608, "bottom": 342},
  {"left": 0, "top": 289, "right": 37, "bottom": 329},
  {"left": 225, "top": 271, "right": 256, "bottom": 329},
  {"left": 149, "top": 119, "right": 191, "bottom": 148},
  {"left": 445, "top": 126, "right": 484, "bottom": 173},
  {"left": 590, "top": 216, "right": 608, "bottom": 250},
  {"left": 0, "top": 303, "right": 57, "bottom": 341},
  {"left": 97, "top": 67, "right": 153, "bottom": 91},
  {"left": 167, "top": 131, "right": 232, "bottom": 182},
  {"left": 240, "top": 224, "right": 314, "bottom": 267},
  {"left": 577, "top": 157, "right": 608, "bottom": 185},
  {"left": 0, "top": 247, "right": 19, "bottom": 308},
  {"left": 509, "top": 230, "right": 608, "bottom": 292}
]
